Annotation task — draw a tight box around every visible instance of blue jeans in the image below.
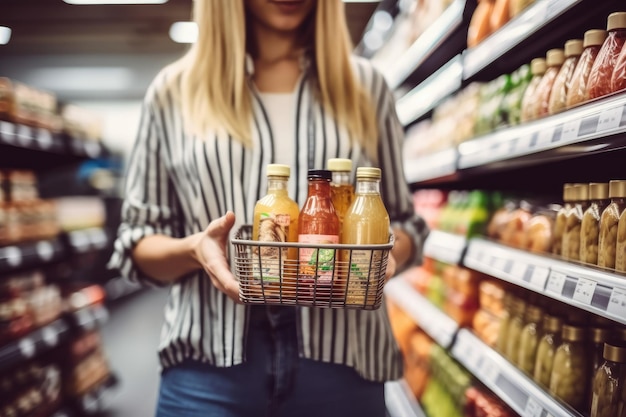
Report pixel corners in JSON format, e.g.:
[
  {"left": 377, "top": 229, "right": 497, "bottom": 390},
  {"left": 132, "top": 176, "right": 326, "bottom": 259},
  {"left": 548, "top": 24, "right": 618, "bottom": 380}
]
[{"left": 155, "top": 306, "right": 385, "bottom": 417}]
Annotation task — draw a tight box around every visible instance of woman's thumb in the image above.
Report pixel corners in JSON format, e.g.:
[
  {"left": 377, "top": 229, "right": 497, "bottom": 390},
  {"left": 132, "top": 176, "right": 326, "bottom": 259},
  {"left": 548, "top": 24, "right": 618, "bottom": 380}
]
[{"left": 207, "top": 211, "right": 236, "bottom": 239}]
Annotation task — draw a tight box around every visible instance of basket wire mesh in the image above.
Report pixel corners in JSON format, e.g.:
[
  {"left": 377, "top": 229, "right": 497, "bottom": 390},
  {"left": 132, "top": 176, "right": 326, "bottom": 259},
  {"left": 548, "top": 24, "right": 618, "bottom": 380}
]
[{"left": 232, "top": 225, "right": 393, "bottom": 310}]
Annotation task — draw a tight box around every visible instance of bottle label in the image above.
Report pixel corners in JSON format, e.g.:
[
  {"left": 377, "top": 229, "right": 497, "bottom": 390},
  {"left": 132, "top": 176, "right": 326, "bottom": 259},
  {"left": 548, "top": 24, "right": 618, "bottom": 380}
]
[
  {"left": 346, "top": 249, "right": 383, "bottom": 305},
  {"left": 253, "top": 214, "right": 291, "bottom": 283},
  {"left": 298, "top": 234, "right": 339, "bottom": 285}
]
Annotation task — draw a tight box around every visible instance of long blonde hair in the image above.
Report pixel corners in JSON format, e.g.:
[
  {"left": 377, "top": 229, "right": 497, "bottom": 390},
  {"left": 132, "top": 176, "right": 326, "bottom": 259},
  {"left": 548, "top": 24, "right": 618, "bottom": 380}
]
[{"left": 178, "top": 0, "right": 378, "bottom": 152}]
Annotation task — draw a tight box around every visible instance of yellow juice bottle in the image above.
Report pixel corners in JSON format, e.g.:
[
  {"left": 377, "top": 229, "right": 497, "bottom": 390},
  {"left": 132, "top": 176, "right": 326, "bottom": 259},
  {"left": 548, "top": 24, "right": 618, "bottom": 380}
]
[
  {"left": 327, "top": 158, "right": 354, "bottom": 233},
  {"left": 252, "top": 164, "right": 299, "bottom": 299},
  {"left": 341, "top": 167, "right": 390, "bottom": 307}
]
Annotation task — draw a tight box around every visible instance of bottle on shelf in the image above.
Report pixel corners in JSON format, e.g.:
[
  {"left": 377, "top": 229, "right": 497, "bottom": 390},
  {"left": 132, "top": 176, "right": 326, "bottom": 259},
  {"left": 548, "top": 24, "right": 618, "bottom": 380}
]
[
  {"left": 549, "top": 324, "right": 589, "bottom": 412},
  {"left": 327, "top": 158, "right": 354, "bottom": 236},
  {"left": 298, "top": 169, "right": 340, "bottom": 300},
  {"left": 518, "top": 303, "right": 544, "bottom": 375},
  {"left": 611, "top": 32, "right": 626, "bottom": 93},
  {"left": 534, "top": 48, "right": 565, "bottom": 119},
  {"left": 598, "top": 180, "right": 626, "bottom": 269},
  {"left": 341, "top": 167, "right": 390, "bottom": 307},
  {"left": 589, "top": 327, "right": 613, "bottom": 409},
  {"left": 581, "top": 182, "right": 610, "bottom": 265},
  {"left": 552, "top": 183, "right": 573, "bottom": 257},
  {"left": 591, "top": 343, "right": 626, "bottom": 417},
  {"left": 586, "top": 12, "right": 626, "bottom": 101},
  {"left": 251, "top": 164, "right": 300, "bottom": 296},
  {"left": 548, "top": 38, "right": 583, "bottom": 115},
  {"left": 562, "top": 183, "right": 589, "bottom": 261},
  {"left": 520, "top": 58, "right": 547, "bottom": 122},
  {"left": 566, "top": 29, "right": 608, "bottom": 109},
  {"left": 533, "top": 314, "right": 563, "bottom": 388},
  {"left": 615, "top": 192, "right": 626, "bottom": 272},
  {"left": 503, "top": 294, "right": 526, "bottom": 365}
]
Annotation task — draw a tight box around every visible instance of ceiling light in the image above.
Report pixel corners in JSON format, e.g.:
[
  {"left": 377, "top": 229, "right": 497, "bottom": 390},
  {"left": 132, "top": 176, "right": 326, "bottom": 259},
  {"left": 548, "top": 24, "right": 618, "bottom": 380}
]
[
  {"left": 0, "top": 27, "right": 11, "bottom": 45},
  {"left": 63, "top": 0, "right": 168, "bottom": 4},
  {"left": 169, "top": 21, "right": 198, "bottom": 44}
]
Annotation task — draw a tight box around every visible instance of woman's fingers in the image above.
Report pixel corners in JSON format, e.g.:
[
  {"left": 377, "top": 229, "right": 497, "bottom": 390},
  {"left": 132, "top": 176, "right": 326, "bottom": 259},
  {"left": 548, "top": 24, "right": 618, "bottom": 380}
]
[{"left": 202, "top": 211, "right": 241, "bottom": 302}]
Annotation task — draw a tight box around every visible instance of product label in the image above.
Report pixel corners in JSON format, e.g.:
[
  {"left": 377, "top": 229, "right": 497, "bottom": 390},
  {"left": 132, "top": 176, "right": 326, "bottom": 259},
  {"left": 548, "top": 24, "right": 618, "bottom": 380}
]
[
  {"left": 346, "top": 249, "right": 383, "bottom": 305},
  {"left": 253, "top": 214, "right": 291, "bottom": 283},
  {"left": 298, "top": 234, "right": 339, "bottom": 285}
]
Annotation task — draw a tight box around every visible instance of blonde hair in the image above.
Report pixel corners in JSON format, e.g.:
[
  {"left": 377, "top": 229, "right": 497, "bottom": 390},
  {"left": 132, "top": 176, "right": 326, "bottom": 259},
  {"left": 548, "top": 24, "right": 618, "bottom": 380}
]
[{"left": 177, "top": 0, "right": 378, "bottom": 153}]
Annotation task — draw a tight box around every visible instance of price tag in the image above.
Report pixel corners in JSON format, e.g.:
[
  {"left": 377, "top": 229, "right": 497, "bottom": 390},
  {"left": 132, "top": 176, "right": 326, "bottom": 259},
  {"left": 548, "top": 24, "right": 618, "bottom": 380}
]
[
  {"left": 536, "top": 126, "right": 555, "bottom": 147},
  {"left": 481, "top": 357, "right": 500, "bottom": 384},
  {"left": 17, "top": 124, "right": 32, "bottom": 145},
  {"left": 18, "top": 337, "right": 36, "bottom": 359},
  {"left": 516, "top": 134, "right": 533, "bottom": 153},
  {"left": 523, "top": 397, "right": 544, "bottom": 417},
  {"left": 607, "top": 287, "right": 626, "bottom": 318},
  {"left": 36, "top": 240, "right": 55, "bottom": 262},
  {"left": 463, "top": 342, "right": 481, "bottom": 371},
  {"left": 573, "top": 278, "right": 597, "bottom": 305},
  {"left": 597, "top": 106, "right": 623, "bottom": 132},
  {"left": 546, "top": 271, "right": 566, "bottom": 295},
  {"left": 529, "top": 266, "right": 549, "bottom": 290},
  {"left": 41, "top": 326, "right": 59, "bottom": 347},
  {"left": 37, "top": 128, "right": 54, "bottom": 150},
  {"left": 561, "top": 119, "right": 580, "bottom": 141},
  {"left": 3, "top": 246, "right": 22, "bottom": 268},
  {"left": 510, "top": 261, "right": 528, "bottom": 280},
  {"left": 493, "top": 257, "right": 506, "bottom": 272}
]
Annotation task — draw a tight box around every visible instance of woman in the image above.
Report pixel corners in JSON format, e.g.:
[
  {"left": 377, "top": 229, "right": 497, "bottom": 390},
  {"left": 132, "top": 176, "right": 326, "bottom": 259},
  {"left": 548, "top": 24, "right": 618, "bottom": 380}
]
[{"left": 109, "top": 0, "right": 429, "bottom": 415}]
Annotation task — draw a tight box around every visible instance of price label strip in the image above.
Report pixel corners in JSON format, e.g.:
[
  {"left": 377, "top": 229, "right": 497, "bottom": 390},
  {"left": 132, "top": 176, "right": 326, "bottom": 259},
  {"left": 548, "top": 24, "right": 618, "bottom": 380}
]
[
  {"left": 597, "top": 106, "right": 624, "bottom": 133},
  {"left": 536, "top": 126, "right": 555, "bottom": 147},
  {"left": 573, "top": 277, "right": 597, "bottom": 305},
  {"left": 529, "top": 266, "right": 549, "bottom": 290},
  {"left": 523, "top": 397, "right": 544, "bottom": 417},
  {"left": 561, "top": 119, "right": 580, "bottom": 142},
  {"left": 510, "top": 261, "right": 528, "bottom": 281},
  {"left": 546, "top": 271, "right": 566, "bottom": 295},
  {"left": 607, "top": 287, "right": 626, "bottom": 320}
]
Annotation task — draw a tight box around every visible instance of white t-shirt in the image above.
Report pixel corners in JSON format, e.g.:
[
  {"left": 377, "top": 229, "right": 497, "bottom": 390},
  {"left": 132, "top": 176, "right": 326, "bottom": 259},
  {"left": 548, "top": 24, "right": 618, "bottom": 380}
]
[{"left": 257, "top": 91, "right": 297, "bottom": 167}]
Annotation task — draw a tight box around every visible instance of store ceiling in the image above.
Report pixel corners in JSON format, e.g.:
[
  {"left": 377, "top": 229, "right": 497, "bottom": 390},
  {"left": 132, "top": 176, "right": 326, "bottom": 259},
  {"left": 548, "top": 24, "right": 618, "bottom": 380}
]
[{"left": 0, "top": 0, "right": 379, "bottom": 101}]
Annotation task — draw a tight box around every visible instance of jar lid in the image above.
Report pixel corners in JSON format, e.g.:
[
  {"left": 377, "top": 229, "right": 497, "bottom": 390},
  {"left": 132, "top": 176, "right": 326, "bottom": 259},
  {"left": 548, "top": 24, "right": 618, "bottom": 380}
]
[
  {"left": 603, "top": 343, "right": 626, "bottom": 362},
  {"left": 607, "top": 12, "right": 626, "bottom": 31},
  {"left": 327, "top": 158, "right": 352, "bottom": 172},
  {"left": 609, "top": 180, "right": 626, "bottom": 198},
  {"left": 564, "top": 39, "right": 583, "bottom": 57},
  {"left": 563, "top": 183, "right": 574, "bottom": 202},
  {"left": 592, "top": 327, "right": 612, "bottom": 343},
  {"left": 546, "top": 49, "right": 565, "bottom": 67},
  {"left": 584, "top": 29, "right": 608, "bottom": 48},
  {"left": 526, "top": 305, "right": 543, "bottom": 322},
  {"left": 543, "top": 314, "right": 562, "bottom": 332},
  {"left": 356, "top": 167, "right": 381, "bottom": 180},
  {"left": 307, "top": 169, "right": 332, "bottom": 181},
  {"left": 589, "top": 182, "right": 609, "bottom": 200},
  {"left": 267, "top": 164, "right": 290, "bottom": 178},
  {"left": 562, "top": 324, "right": 586, "bottom": 341},
  {"left": 572, "top": 183, "right": 589, "bottom": 201},
  {"left": 530, "top": 58, "right": 547, "bottom": 75}
]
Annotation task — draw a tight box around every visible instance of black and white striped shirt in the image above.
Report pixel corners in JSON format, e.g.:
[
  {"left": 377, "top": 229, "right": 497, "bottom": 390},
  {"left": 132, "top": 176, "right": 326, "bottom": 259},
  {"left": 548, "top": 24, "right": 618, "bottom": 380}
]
[{"left": 108, "top": 55, "right": 429, "bottom": 382}]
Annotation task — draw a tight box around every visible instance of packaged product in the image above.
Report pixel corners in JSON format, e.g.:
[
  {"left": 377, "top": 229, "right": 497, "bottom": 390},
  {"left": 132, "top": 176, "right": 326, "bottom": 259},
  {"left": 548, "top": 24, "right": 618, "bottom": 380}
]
[
  {"left": 581, "top": 183, "right": 610, "bottom": 265},
  {"left": 552, "top": 184, "right": 573, "bottom": 256},
  {"left": 562, "top": 183, "right": 589, "bottom": 261},
  {"left": 490, "top": 0, "right": 510, "bottom": 34},
  {"left": 598, "top": 180, "right": 626, "bottom": 269},
  {"left": 520, "top": 58, "right": 547, "bottom": 122},
  {"left": 500, "top": 201, "right": 532, "bottom": 248},
  {"left": 549, "top": 325, "right": 589, "bottom": 411},
  {"left": 518, "top": 304, "right": 544, "bottom": 375},
  {"left": 611, "top": 39, "right": 626, "bottom": 92},
  {"left": 586, "top": 12, "right": 626, "bottom": 101},
  {"left": 478, "top": 280, "right": 506, "bottom": 317},
  {"left": 534, "top": 49, "right": 565, "bottom": 119},
  {"left": 589, "top": 327, "right": 613, "bottom": 410},
  {"left": 468, "top": 0, "right": 495, "bottom": 48},
  {"left": 615, "top": 196, "right": 626, "bottom": 272},
  {"left": 502, "top": 64, "right": 533, "bottom": 126},
  {"left": 472, "top": 308, "right": 501, "bottom": 348},
  {"left": 522, "top": 207, "right": 556, "bottom": 253},
  {"left": 504, "top": 295, "right": 526, "bottom": 364},
  {"left": 509, "top": 0, "right": 534, "bottom": 19},
  {"left": 327, "top": 158, "right": 354, "bottom": 233},
  {"left": 566, "top": 29, "right": 608, "bottom": 108},
  {"left": 548, "top": 39, "right": 583, "bottom": 115},
  {"left": 591, "top": 343, "right": 626, "bottom": 417},
  {"left": 533, "top": 314, "right": 563, "bottom": 387}
]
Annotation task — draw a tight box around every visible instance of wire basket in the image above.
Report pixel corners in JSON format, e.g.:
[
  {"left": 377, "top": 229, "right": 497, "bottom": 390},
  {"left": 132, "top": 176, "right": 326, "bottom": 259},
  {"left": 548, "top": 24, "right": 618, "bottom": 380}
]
[{"left": 232, "top": 225, "right": 393, "bottom": 310}]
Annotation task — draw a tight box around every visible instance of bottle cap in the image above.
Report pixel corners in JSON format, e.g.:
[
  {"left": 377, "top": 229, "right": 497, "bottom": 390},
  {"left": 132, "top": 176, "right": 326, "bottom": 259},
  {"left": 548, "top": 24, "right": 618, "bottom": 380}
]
[
  {"left": 562, "top": 324, "right": 586, "bottom": 342},
  {"left": 525, "top": 305, "right": 543, "bottom": 322},
  {"left": 266, "top": 164, "right": 290, "bottom": 178},
  {"left": 607, "top": 12, "right": 626, "bottom": 32},
  {"left": 307, "top": 169, "right": 332, "bottom": 181},
  {"left": 592, "top": 327, "right": 612, "bottom": 344},
  {"left": 563, "top": 183, "right": 574, "bottom": 202},
  {"left": 530, "top": 58, "right": 547, "bottom": 75},
  {"left": 572, "top": 183, "right": 589, "bottom": 201},
  {"left": 564, "top": 39, "right": 583, "bottom": 57},
  {"left": 327, "top": 158, "right": 352, "bottom": 172},
  {"left": 589, "top": 182, "right": 609, "bottom": 200},
  {"left": 583, "top": 29, "right": 608, "bottom": 48},
  {"left": 543, "top": 314, "right": 562, "bottom": 333},
  {"left": 356, "top": 167, "right": 382, "bottom": 179},
  {"left": 609, "top": 180, "right": 626, "bottom": 198},
  {"left": 546, "top": 49, "right": 565, "bottom": 67},
  {"left": 603, "top": 343, "right": 626, "bottom": 362}
]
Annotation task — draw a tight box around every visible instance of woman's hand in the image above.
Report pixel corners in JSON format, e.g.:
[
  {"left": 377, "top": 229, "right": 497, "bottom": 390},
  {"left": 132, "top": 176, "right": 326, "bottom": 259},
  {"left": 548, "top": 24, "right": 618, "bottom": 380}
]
[
  {"left": 385, "top": 253, "right": 397, "bottom": 282},
  {"left": 192, "top": 211, "right": 241, "bottom": 302}
]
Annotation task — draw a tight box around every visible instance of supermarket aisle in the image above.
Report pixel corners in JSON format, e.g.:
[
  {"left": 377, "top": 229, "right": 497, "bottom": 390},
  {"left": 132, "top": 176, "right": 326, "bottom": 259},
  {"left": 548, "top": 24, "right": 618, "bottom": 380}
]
[{"left": 99, "top": 287, "right": 169, "bottom": 417}]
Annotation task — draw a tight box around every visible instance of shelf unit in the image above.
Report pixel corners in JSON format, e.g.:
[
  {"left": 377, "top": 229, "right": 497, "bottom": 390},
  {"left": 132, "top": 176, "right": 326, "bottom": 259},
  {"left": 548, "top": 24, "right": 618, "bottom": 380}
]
[{"left": 385, "top": 379, "right": 428, "bottom": 417}]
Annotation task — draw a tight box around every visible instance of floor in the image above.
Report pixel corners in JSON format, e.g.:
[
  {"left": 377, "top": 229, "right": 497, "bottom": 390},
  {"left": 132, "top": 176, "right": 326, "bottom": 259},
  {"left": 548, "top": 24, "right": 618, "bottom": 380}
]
[{"left": 98, "top": 286, "right": 169, "bottom": 417}]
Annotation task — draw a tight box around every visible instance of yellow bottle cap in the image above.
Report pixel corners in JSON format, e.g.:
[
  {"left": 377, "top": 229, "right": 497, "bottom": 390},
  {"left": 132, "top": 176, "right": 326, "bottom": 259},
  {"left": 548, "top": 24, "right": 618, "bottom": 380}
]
[
  {"left": 327, "top": 158, "right": 352, "bottom": 172},
  {"left": 530, "top": 58, "right": 547, "bottom": 75},
  {"left": 356, "top": 167, "right": 381, "bottom": 179},
  {"left": 546, "top": 49, "right": 565, "bottom": 67},
  {"left": 583, "top": 29, "right": 608, "bottom": 48},
  {"left": 266, "top": 164, "right": 290, "bottom": 178},
  {"left": 607, "top": 12, "right": 626, "bottom": 31},
  {"left": 564, "top": 39, "right": 583, "bottom": 57}
]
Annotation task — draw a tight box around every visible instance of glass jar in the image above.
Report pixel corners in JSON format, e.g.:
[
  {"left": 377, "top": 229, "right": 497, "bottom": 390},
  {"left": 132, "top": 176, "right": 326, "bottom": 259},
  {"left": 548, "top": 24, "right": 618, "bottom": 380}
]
[
  {"left": 327, "top": 158, "right": 354, "bottom": 232},
  {"left": 598, "top": 180, "right": 626, "bottom": 269},
  {"left": 548, "top": 39, "right": 583, "bottom": 115},
  {"left": 587, "top": 12, "right": 626, "bottom": 100},
  {"left": 496, "top": 292, "right": 513, "bottom": 354},
  {"left": 504, "top": 296, "right": 526, "bottom": 365},
  {"left": 534, "top": 314, "right": 562, "bottom": 387},
  {"left": 534, "top": 49, "right": 565, "bottom": 119},
  {"left": 567, "top": 29, "right": 608, "bottom": 108},
  {"left": 563, "top": 183, "right": 589, "bottom": 261},
  {"left": 615, "top": 191, "right": 626, "bottom": 272},
  {"left": 550, "top": 325, "right": 589, "bottom": 411},
  {"left": 590, "top": 327, "right": 614, "bottom": 408},
  {"left": 581, "top": 183, "right": 610, "bottom": 265},
  {"left": 521, "top": 58, "right": 547, "bottom": 123},
  {"left": 591, "top": 343, "right": 626, "bottom": 417},
  {"left": 518, "top": 304, "right": 544, "bottom": 375},
  {"left": 553, "top": 183, "right": 573, "bottom": 256}
]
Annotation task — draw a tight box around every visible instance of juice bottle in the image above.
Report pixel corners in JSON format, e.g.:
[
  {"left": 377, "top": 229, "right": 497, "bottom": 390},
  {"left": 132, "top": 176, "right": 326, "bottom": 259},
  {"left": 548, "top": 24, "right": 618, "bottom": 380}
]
[
  {"left": 298, "top": 170, "right": 340, "bottom": 302},
  {"left": 252, "top": 164, "right": 299, "bottom": 297},
  {"left": 327, "top": 158, "right": 354, "bottom": 232},
  {"left": 342, "top": 167, "right": 390, "bottom": 307}
]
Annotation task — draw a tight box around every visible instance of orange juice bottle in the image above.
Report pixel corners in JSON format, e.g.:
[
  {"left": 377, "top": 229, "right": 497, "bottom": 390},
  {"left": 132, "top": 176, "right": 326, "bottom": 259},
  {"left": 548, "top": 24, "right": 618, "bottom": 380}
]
[
  {"left": 327, "top": 158, "right": 354, "bottom": 232},
  {"left": 252, "top": 164, "right": 299, "bottom": 296},
  {"left": 342, "top": 167, "right": 390, "bottom": 307}
]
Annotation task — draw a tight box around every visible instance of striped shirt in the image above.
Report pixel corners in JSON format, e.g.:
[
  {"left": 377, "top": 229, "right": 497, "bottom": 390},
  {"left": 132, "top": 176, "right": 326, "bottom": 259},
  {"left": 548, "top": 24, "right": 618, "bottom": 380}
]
[{"left": 108, "top": 55, "right": 429, "bottom": 382}]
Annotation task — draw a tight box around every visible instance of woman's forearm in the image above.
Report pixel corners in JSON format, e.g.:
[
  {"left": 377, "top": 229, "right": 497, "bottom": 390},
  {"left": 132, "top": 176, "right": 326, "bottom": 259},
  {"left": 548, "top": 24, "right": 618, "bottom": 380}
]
[{"left": 132, "top": 233, "right": 202, "bottom": 284}]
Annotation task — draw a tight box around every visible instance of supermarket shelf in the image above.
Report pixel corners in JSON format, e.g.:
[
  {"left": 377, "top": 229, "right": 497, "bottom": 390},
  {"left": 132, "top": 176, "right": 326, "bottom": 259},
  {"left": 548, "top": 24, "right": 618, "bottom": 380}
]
[
  {"left": 396, "top": 55, "right": 463, "bottom": 126},
  {"left": 0, "top": 237, "right": 65, "bottom": 273},
  {"left": 384, "top": 274, "right": 458, "bottom": 349},
  {"left": 73, "top": 373, "right": 119, "bottom": 415},
  {"left": 464, "top": 237, "right": 626, "bottom": 326},
  {"left": 451, "top": 329, "right": 584, "bottom": 417},
  {"left": 0, "top": 120, "right": 66, "bottom": 155},
  {"left": 423, "top": 229, "right": 467, "bottom": 266},
  {"left": 404, "top": 148, "right": 458, "bottom": 185},
  {"left": 385, "top": 379, "right": 427, "bottom": 417},
  {"left": 66, "top": 228, "right": 110, "bottom": 254},
  {"left": 462, "top": 0, "right": 582, "bottom": 80},
  {"left": 384, "top": 0, "right": 466, "bottom": 90},
  {"left": 0, "top": 318, "right": 70, "bottom": 373},
  {"left": 69, "top": 305, "right": 110, "bottom": 333}
]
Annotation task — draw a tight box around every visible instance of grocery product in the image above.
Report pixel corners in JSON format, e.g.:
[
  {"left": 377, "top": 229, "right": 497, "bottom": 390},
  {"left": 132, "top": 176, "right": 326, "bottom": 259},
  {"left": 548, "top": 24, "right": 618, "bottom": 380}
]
[
  {"left": 518, "top": 304, "right": 544, "bottom": 375},
  {"left": 586, "top": 12, "right": 626, "bottom": 101},
  {"left": 500, "top": 201, "right": 532, "bottom": 248},
  {"left": 521, "top": 58, "right": 547, "bottom": 122},
  {"left": 534, "top": 49, "right": 565, "bottom": 119},
  {"left": 478, "top": 280, "right": 506, "bottom": 317},
  {"left": 616, "top": 193, "right": 626, "bottom": 272},
  {"left": 589, "top": 327, "right": 613, "bottom": 409},
  {"left": 598, "top": 180, "right": 626, "bottom": 269},
  {"left": 495, "top": 292, "right": 513, "bottom": 354},
  {"left": 327, "top": 158, "right": 354, "bottom": 233},
  {"left": 504, "top": 295, "right": 526, "bottom": 365},
  {"left": 566, "top": 29, "right": 608, "bottom": 108},
  {"left": 612, "top": 37, "right": 626, "bottom": 92},
  {"left": 553, "top": 184, "right": 573, "bottom": 256},
  {"left": 548, "top": 39, "right": 583, "bottom": 115},
  {"left": 534, "top": 314, "right": 563, "bottom": 387},
  {"left": 562, "top": 183, "right": 589, "bottom": 261},
  {"left": 490, "top": 0, "right": 510, "bottom": 34},
  {"left": 341, "top": 167, "right": 390, "bottom": 306},
  {"left": 549, "top": 324, "right": 589, "bottom": 411},
  {"left": 502, "top": 64, "right": 533, "bottom": 126},
  {"left": 591, "top": 343, "right": 626, "bottom": 417},
  {"left": 522, "top": 206, "right": 556, "bottom": 253},
  {"left": 252, "top": 164, "right": 300, "bottom": 290},
  {"left": 581, "top": 183, "right": 610, "bottom": 265},
  {"left": 468, "top": 0, "right": 495, "bottom": 48},
  {"left": 509, "top": 0, "right": 535, "bottom": 19},
  {"left": 472, "top": 308, "right": 501, "bottom": 348}
]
